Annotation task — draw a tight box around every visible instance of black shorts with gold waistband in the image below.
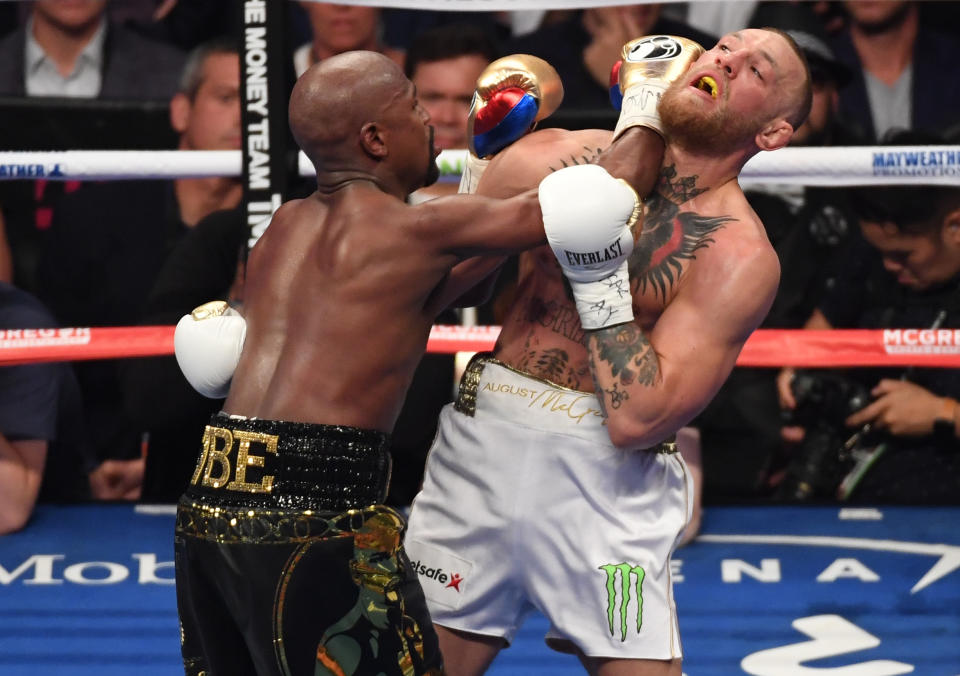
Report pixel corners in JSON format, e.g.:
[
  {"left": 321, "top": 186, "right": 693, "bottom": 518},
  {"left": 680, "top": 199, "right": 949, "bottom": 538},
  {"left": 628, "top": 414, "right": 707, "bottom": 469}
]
[{"left": 175, "top": 413, "right": 442, "bottom": 676}]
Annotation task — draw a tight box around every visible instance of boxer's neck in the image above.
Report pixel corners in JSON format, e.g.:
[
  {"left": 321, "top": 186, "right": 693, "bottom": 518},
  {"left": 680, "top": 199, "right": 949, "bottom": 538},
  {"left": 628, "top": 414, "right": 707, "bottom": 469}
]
[
  {"left": 315, "top": 171, "right": 396, "bottom": 198},
  {"left": 662, "top": 145, "right": 744, "bottom": 197}
]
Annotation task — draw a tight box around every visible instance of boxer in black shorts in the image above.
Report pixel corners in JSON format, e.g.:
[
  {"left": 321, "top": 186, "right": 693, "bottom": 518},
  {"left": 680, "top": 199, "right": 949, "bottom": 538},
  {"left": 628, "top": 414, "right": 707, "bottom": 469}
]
[
  {"left": 175, "top": 415, "right": 436, "bottom": 675},
  {"left": 172, "top": 50, "right": 664, "bottom": 675}
]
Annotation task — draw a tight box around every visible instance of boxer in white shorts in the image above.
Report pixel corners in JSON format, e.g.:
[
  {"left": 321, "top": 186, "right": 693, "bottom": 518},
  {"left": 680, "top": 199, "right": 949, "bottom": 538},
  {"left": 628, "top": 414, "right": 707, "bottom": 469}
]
[
  {"left": 407, "top": 28, "right": 811, "bottom": 676},
  {"left": 405, "top": 354, "right": 691, "bottom": 659}
]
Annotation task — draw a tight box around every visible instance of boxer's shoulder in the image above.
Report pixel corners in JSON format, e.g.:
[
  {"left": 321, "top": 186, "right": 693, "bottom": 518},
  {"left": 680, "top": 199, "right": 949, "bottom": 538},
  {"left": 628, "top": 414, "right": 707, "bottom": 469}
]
[
  {"left": 508, "top": 127, "right": 611, "bottom": 162},
  {"left": 480, "top": 128, "right": 614, "bottom": 197}
]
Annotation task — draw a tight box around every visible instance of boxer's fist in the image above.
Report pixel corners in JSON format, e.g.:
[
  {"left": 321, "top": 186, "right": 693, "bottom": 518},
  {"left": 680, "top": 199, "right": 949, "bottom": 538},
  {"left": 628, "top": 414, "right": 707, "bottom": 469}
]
[
  {"left": 460, "top": 54, "right": 563, "bottom": 194},
  {"left": 539, "top": 165, "right": 641, "bottom": 330},
  {"left": 613, "top": 35, "right": 704, "bottom": 139},
  {"left": 174, "top": 300, "right": 246, "bottom": 399},
  {"left": 469, "top": 54, "right": 563, "bottom": 158}
]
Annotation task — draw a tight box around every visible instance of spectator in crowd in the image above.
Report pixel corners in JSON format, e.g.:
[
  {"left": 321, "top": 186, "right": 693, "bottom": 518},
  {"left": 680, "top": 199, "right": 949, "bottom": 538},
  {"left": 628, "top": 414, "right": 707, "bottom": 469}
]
[
  {"left": 292, "top": 2, "right": 387, "bottom": 77},
  {"left": 693, "top": 4, "right": 863, "bottom": 499},
  {"left": 32, "top": 39, "right": 241, "bottom": 498},
  {"left": 0, "top": 0, "right": 186, "bottom": 296},
  {"left": 405, "top": 23, "right": 498, "bottom": 153},
  {"left": 0, "top": 0, "right": 184, "bottom": 99},
  {"left": 829, "top": 0, "right": 960, "bottom": 141},
  {"left": 510, "top": 4, "right": 715, "bottom": 117},
  {"left": 1, "top": 281, "right": 92, "bottom": 534},
  {"left": 404, "top": 22, "right": 499, "bottom": 205},
  {"left": 776, "top": 130, "right": 960, "bottom": 503}
]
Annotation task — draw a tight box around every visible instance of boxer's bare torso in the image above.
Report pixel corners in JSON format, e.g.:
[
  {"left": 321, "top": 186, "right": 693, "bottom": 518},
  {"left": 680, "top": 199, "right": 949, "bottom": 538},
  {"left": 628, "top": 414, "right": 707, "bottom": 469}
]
[
  {"left": 224, "top": 181, "right": 545, "bottom": 432},
  {"left": 485, "top": 128, "right": 777, "bottom": 395}
]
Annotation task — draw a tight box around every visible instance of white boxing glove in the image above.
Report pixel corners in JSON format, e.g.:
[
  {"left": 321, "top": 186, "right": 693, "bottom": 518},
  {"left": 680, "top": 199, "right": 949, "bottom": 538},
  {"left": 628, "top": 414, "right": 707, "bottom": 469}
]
[
  {"left": 539, "top": 164, "right": 641, "bottom": 330},
  {"left": 174, "top": 300, "right": 246, "bottom": 398}
]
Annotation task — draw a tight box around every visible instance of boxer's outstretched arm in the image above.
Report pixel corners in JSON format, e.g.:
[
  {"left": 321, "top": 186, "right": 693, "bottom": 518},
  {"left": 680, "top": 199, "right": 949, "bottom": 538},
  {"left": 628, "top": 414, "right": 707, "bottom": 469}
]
[
  {"left": 415, "top": 188, "right": 545, "bottom": 259},
  {"left": 596, "top": 127, "right": 665, "bottom": 199},
  {"left": 586, "top": 240, "right": 779, "bottom": 449}
]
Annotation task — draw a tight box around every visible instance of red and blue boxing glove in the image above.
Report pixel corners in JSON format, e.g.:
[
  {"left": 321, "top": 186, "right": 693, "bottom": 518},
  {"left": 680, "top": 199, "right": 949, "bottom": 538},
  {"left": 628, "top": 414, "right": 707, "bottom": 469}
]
[{"left": 459, "top": 54, "right": 563, "bottom": 194}]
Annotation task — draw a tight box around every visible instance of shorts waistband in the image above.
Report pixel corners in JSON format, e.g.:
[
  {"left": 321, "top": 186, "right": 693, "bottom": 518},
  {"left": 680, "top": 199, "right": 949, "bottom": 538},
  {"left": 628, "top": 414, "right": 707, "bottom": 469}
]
[
  {"left": 175, "top": 501, "right": 404, "bottom": 545},
  {"left": 455, "top": 353, "right": 676, "bottom": 452},
  {"left": 182, "top": 414, "right": 392, "bottom": 512}
]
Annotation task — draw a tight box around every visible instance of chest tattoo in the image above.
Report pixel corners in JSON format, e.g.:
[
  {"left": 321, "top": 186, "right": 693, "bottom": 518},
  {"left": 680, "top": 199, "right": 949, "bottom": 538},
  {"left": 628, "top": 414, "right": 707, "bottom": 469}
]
[
  {"left": 517, "top": 331, "right": 589, "bottom": 388},
  {"left": 547, "top": 146, "right": 605, "bottom": 172},
  {"left": 524, "top": 295, "right": 586, "bottom": 344},
  {"left": 629, "top": 166, "right": 733, "bottom": 299}
]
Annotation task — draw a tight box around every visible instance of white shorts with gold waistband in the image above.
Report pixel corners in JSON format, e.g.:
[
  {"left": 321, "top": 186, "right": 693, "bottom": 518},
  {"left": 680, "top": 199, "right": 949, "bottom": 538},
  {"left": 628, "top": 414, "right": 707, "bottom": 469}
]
[{"left": 404, "top": 357, "right": 693, "bottom": 660}]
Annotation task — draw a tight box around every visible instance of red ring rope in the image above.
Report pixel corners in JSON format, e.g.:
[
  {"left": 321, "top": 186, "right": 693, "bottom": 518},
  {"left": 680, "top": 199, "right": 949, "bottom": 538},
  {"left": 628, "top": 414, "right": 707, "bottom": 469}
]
[{"left": 3, "top": 325, "right": 960, "bottom": 368}]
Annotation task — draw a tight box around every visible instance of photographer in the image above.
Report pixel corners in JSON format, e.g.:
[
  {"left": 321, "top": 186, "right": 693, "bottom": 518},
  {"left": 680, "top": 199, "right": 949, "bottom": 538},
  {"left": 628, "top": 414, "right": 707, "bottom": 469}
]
[{"left": 777, "top": 131, "right": 960, "bottom": 502}]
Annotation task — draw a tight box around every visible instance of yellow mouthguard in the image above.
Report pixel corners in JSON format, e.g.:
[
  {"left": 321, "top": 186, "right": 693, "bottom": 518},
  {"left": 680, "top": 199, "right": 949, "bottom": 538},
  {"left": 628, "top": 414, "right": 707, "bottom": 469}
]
[{"left": 696, "top": 76, "right": 718, "bottom": 99}]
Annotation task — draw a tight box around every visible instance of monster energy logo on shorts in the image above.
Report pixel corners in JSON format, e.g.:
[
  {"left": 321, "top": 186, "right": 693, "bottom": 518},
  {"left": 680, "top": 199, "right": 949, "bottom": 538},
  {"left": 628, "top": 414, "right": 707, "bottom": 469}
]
[{"left": 599, "top": 563, "right": 645, "bottom": 641}]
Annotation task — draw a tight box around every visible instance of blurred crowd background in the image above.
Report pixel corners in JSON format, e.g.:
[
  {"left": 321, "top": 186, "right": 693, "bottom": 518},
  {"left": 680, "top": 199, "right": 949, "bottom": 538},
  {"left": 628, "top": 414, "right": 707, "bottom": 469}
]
[{"left": 2, "top": 0, "right": 960, "bottom": 536}]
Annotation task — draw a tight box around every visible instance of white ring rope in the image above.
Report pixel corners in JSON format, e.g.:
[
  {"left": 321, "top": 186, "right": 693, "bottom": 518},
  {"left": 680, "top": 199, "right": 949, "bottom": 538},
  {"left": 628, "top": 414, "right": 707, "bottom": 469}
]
[
  {"left": 0, "top": 0, "right": 684, "bottom": 7},
  {"left": 1, "top": 146, "right": 959, "bottom": 186}
]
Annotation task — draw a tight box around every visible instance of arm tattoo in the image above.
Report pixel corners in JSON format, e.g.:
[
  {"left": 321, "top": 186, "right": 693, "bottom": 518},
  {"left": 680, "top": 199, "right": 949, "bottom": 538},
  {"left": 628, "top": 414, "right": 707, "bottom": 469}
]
[
  {"left": 604, "top": 382, "right": 630, "bottom": 410},
  {"left": 590, "top": 324, "right": 659, "bottom": 388},
  {"left": 630, "top": 165, "right": 733, "bottom": 299}
]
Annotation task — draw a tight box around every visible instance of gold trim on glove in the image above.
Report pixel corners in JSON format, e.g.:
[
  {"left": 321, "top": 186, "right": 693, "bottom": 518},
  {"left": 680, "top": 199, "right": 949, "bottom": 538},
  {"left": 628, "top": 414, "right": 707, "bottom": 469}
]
[{"left": 190, "top": 300, "right": 229, "bottom": 321}]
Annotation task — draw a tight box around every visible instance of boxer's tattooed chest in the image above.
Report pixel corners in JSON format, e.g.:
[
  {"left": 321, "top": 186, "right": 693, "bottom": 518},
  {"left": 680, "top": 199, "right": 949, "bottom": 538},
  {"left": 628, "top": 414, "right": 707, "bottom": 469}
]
[
  {"left": 524, "top": 295, "right": 586, "bottom": 345},
  {"left": 630, "top": 165, "right": 733, "bottom": 299}
]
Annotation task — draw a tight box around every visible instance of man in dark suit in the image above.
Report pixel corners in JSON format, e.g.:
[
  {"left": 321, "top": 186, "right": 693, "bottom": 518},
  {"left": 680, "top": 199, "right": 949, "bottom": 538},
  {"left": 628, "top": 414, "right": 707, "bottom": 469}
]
[
  {"left": 0, "top": 0, "right": 184, "bottom": 99},
  {"left": 829, "top": 0, "right": 960, "bottom": 141},
  {"left": 0, "top": 0, "right": 187, "bottom": 298}
]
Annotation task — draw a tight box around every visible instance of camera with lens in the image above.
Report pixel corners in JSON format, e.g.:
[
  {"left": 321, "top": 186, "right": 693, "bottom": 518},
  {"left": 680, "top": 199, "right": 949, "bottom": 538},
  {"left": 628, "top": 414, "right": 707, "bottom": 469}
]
[{"left": 777, "top": 370, "right": 872, "bottom": 500}]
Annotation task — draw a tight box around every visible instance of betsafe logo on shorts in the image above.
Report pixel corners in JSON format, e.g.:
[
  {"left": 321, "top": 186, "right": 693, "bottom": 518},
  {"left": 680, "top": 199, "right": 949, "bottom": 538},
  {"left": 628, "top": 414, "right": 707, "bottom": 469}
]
[
  {"left": 409, "top": 558, "right": 465, "bottom": 592},
  {"left": 625, "top": 36, "right": 683, "bottom": 62},
  {"left": 404, "top": 539, "right": 473, "bottom": 610}
]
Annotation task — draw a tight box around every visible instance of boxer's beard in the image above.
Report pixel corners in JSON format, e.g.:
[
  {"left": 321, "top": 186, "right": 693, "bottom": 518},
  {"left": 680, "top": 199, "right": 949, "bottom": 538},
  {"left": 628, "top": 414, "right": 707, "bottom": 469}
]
[
  {"left": 659, "top": 83, "right": 758, "bottom": 156},
  {"left": 424, "top": 126, "right": 440, "bottom": 186}
]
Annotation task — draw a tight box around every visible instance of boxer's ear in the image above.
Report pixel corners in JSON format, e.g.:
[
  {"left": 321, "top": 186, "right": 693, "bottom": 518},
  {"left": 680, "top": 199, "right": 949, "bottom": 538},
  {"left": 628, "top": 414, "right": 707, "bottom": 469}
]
[
  {"left": 755, "top": 118, "right": 793, "bottom": 152},
  {"left": 941, "top": 208, "right": 960, "bottom": 246},
  {"left": 360, "top": 122, "right": 388, "bottom": 159},
  {"left": 170, "top": 92, "right": 191, "bottom": 135}
]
